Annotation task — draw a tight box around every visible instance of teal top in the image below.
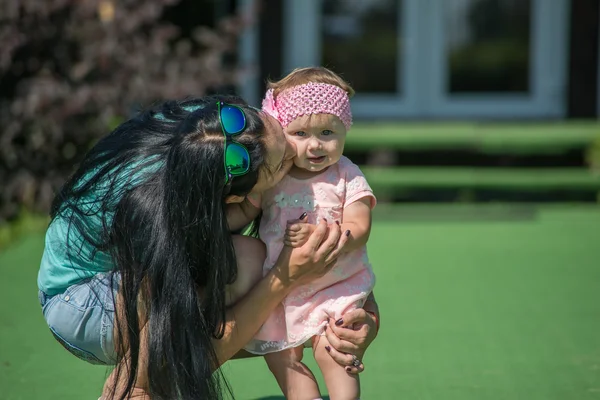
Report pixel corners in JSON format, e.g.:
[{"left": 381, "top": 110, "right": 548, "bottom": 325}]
[
  {"left": 37, "top": 104, "right": 206, "bottom": 295},
  {"left": 38, "top": 211, "right": 113, "bottom": 295},
  {"left": 37, "top": 160, "right": 160, "bottom": 295}
]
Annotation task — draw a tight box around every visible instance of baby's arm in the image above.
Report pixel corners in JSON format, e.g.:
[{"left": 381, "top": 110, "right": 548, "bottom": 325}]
[
  {"left": 226, "top": 193, "right": 261, "bottom": 232},
  {"left": 284, "top": 213, "right": 315, "bottom": 247},
  {"left": 339, "top": 197, "right": 372, "bottom": 254},
  {"left": 284, "top": 196, "right": 372, "bottom": 250}
]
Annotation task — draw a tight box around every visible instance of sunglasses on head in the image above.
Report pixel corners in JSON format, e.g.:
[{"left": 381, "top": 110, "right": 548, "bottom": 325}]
[{"left": 218, "top": 102, "right": 251, "bottom": 184}]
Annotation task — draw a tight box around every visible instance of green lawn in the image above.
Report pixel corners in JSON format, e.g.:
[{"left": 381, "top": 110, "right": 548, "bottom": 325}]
[{"left": 1, "top": 205, "right": 600, "bottom": 399}]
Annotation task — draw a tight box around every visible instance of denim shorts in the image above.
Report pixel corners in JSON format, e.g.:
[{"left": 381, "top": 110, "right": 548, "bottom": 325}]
[{"left": 38, "top": 272, "right": 120, "bottom": 365}]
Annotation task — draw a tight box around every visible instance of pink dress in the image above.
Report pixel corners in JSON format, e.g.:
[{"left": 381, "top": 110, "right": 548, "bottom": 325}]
[{"left": 244, "top": 156, "right": 376, "bottom": 355}]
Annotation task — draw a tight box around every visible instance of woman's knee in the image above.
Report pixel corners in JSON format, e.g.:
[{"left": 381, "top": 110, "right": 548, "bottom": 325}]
[{"left": 227, "top": 235, "right": 266, "bottom": 305}]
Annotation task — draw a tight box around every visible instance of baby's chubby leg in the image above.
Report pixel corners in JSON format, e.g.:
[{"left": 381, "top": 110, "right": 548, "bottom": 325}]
[
  {"left": 314, "top": 335, "right": 360, "bottom": 400},
  {"left": 226, "top": 235, "right": 266, "bottom": 306},
  {"left": 265, "top": 346, "right": 321, "bottom": 400}
]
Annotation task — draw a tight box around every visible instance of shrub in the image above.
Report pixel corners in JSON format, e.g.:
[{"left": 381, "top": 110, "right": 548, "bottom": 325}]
[{"left": 0, "top": 0, "right": 247, "bottom": 223}]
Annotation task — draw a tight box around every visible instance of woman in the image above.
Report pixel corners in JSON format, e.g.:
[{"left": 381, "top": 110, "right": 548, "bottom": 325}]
[{"left": 37, "top": 95, "right": 378, "bottom": 399}]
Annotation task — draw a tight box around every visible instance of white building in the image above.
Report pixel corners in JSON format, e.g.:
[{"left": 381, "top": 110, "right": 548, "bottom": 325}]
[{"left": 238, "top": 0, "right": 600, "bottom": 120}]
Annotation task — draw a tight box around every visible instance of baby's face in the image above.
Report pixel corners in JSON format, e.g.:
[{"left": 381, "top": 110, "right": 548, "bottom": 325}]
[{"left": 284, "top": 113, "right": 347, "bottom": 173}]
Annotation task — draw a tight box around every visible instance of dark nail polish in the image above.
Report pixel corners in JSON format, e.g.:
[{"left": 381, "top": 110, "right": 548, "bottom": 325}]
[
  {"left": 335, "top": 220, "right": 340, "bottom": 225},
  {"left": 325, "top": 346, "right": 331, "bottom": 352},
  {"left": 299, "top": 212, "right": 307, "bottom": 220},
  {"left": 335, "top": 319, "right": 343, "bottom": 326},
  {"left": 345, "top": 230, "right": 350, "bottom": 237},
  {"left": 346, "top": 367, "right": 352, "bottom": 372}
]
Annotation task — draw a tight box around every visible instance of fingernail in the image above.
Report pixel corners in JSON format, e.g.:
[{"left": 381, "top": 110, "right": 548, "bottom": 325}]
[
  {"left": 346, "top": 367, "right": 352, "bottom": 372},
  {"left": 299, "top": 212, "right": 307, "bottom": 220},
  {"left": 335, "top": 221, "right": 340, "bottom": 225},
  {"left": 335, "top": 319, "right": 343, "bottom": 326},
  {"left": 345, "top": 230, "right": 350, "bottom": 237},
  {"left": 325, "top": 346, "right": 331, "bottom": 352}
]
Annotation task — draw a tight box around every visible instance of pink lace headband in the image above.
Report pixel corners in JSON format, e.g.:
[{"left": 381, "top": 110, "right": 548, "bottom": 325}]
[{"left": 262, "top": 82, "right": 352, "bottom": 130}]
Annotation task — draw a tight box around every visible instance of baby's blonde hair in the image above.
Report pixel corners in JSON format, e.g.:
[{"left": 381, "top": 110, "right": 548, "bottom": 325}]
[{"left": 267, "top": 67, "right": 355, "bottom": 98}]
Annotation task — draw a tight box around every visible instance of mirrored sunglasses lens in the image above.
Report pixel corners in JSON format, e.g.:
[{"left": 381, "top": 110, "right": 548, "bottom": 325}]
[
  {"left": 220, "top": 106, "right": 246, "bottom": 135},
  {"left": 225, "top": 143, "right": 250, "bottom": 175}
]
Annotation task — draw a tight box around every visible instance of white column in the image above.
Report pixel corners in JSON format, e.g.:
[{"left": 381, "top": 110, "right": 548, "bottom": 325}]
[
  {"left": 283, "top": 0, "right": 320, "bottom": 72},
  {"left": 597, "top": 2, "right": 600, "bottom": 118},
  {"left": 237, "top": 0, "right": 260, "bottom": 107}
]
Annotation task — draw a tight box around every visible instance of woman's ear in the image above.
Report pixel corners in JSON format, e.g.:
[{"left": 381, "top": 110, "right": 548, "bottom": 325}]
[{"left": 225, "top": 195, "right": 246, "bottom": 204}]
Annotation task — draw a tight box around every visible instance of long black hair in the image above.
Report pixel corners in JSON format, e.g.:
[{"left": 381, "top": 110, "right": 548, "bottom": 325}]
[{"left": 50, "top": 95, "right": 267, "bottom": 399}]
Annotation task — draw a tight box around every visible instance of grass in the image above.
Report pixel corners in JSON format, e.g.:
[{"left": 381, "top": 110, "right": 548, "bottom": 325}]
[
  {"left": 0, "top": 213, "right": 49, "bottom": 251},
  {"left": 1, "top": 204, "right": 600, "bottom": 399}
]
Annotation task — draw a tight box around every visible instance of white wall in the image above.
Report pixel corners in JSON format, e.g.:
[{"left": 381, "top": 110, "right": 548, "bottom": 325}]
[
  {"left": 598, "top": 3, "right": 600, "bottom": 118},
  {"left": 237, "top": 0, "right": 260, "bottom": 107}
]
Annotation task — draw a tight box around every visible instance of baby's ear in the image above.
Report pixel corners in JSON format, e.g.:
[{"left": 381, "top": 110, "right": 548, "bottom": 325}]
[{"left": 224, "top": 194, "right": 245, "bottom": 204}]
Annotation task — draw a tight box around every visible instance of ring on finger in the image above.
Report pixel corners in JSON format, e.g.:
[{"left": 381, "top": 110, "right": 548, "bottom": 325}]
[{"left": 351, "top": 354, "right": 362, "bottom": 368}]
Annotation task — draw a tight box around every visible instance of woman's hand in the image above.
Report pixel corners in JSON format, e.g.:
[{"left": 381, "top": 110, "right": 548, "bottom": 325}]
[
  {"left": 272, "top": 218, "right": 348, "bottom": 289},
  {"left": 323, "top": 307, "right": 379, "bottom": 374}
]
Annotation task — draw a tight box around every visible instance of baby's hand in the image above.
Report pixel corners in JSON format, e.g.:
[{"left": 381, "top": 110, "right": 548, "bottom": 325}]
[{"left": 284, "top": 218, "right": 317, "bottom": 248}]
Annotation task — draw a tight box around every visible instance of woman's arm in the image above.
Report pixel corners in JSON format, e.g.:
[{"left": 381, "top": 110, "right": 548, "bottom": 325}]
[
  {"left": 212, "top": 219, "right": 348, "bottom": 366},
  {"left": 213, "top": 264, "right": 290, "bottom": 365}
]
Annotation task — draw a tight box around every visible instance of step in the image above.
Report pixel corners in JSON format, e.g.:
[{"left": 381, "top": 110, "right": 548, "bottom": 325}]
[
  {"left": 348, "top": 122, "right": 600, "bottom": 154},
  {"left": 371, "top": 203, "right": 600, "bottom": 221},
  {"left": 361, "top": 167, "right": 600, "bottom": 191}
]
